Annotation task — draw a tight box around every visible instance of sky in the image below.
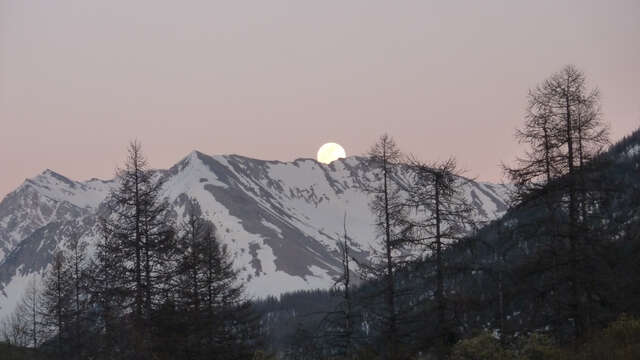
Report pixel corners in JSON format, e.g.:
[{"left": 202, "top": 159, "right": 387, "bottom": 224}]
[{"left": 1, "top": 0, "right": 639, "bottom": 198}]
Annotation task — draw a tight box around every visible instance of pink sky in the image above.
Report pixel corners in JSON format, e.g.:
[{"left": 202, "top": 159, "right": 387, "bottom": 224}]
[{"left": 1, "top": 1, "right": 639, "bottom": 198}]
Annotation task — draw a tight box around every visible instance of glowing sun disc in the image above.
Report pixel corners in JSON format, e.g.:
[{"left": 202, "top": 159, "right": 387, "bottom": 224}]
[{"left": 317, "top": 142, "right": 346, "bottom": 164}]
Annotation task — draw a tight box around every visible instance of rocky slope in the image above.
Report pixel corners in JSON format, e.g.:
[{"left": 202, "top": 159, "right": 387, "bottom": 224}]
[{"left": 0, "top": 152, "right": 509, "bottom": 318}]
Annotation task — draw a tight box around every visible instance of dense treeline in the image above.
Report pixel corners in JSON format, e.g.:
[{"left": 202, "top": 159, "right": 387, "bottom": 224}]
[{"left": 2, "top": 142, "right": 262, "bottom": 360}]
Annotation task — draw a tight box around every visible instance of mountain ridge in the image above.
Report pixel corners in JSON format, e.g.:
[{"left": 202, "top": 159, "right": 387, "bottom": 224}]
[{"left": 0, "top": 152, "right": 510, "bottom": 319}]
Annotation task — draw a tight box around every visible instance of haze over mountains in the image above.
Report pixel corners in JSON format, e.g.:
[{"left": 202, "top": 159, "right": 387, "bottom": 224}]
[{"left": 0, "top": 151, "right": 509, "bottom": 319}]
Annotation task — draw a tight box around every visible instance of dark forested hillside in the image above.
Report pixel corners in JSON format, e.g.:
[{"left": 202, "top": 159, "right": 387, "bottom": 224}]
[{"left": 254, "top": 126, "right": 640, "bottom": 358}]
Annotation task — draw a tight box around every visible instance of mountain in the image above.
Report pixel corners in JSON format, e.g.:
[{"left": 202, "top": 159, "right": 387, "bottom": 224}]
[
  {"left": 254, "top": 128, "right": 640, "bottom": 355},
  {"left": 0, "top": 152, "right": 510, "bottom": 319}
]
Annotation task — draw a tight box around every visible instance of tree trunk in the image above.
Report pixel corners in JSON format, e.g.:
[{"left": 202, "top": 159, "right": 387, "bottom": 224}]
[
  {"left": 565, "top": 89, "right": 581, "bottom": 338},
  {"left": 435, "top": 174, "right": 446, "bottom": 358},
  {"left": 383, "top": 150, "right": 396, "bottom": 359}
]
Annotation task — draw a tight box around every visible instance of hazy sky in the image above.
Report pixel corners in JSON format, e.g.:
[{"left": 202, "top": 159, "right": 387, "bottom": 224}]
[{"left": 1, "top": 1, "right": 639, "bottom": 198}]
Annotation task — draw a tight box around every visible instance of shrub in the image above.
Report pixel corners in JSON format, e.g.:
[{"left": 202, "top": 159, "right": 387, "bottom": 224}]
[{"left": 450, "top": 332, "right": 514, "bottom": 360}]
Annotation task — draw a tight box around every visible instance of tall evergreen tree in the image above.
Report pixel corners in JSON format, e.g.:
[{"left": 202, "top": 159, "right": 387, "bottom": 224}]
[
  {"left": 96, "top": 141, "right": 173, "bottom": 358},
  {"left": 173, "top": 207, "right": 260, "bottom": 359}
]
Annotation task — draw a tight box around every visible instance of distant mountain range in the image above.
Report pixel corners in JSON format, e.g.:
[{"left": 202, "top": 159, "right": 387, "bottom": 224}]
[{"left": 0, "top": 152, "right": 510, "bottom": 319}]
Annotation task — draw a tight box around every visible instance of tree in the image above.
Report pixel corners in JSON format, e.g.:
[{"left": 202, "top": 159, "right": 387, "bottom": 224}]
[
  {"left": 89, "top": 221, "right": 133, "bottom": 358},
  {"left": 405, "top": 157, "right": 475, "bottom": 357},
  {"left": 173, "top": 207, "right": 259, "bottom": 359},
  {"left": 6, "top": 278, "right": 44, "bottom": 349},
  {"left": 66, "top": 236, "right": 90, "bottom": 357},
  {"left": 363, "top": 134, "right": 411, "bottom": 358},
  {"left": 39, "top": 236, "right": 91, "bottom": 359},
  {"left": 1, "top": 305, "right": 30, "bottom": 347},
  {"left": 505, "top": 65, "right": 608, "bottom": 197},
  {"left": 1, "top": 313, "right": 25, "bottom": 346},
  {"left": 173, "top": 208, "right": 210, "bottom": 358},
  {"left": 40, "top": 251, "right": 72, "bottom": 357},
  {"left": 200, "top": 223, "right": 259, "bottom": 359},
  {"left": 504, "top": 65, "right": 610, "bottom": 338},
  {"left": 96, "top": 140, "right": 174, "bottom": 358},
  {"left": 319, "top": 213, "right": 356, "bottom": 357},
  {"left": 88, "top": 142, "right": 259, "bottom": 359},
  {"left": 336, "top": 213, "right": 355, "bottom": 355}
]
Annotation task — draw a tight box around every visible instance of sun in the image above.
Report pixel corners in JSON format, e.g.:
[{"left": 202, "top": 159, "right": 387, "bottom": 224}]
[{"left": 317, "top": 142, "right": 346, "bottom": 164}]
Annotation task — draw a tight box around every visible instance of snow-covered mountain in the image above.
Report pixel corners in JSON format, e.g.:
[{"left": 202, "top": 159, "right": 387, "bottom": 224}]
[{"left": 0, "top": 151, "right": 510, "bottom": 318}]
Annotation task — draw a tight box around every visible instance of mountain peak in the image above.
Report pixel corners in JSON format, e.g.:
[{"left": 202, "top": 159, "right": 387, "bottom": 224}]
[
  {"left": 14, "top": 168, "right": 114, "bottom": 212},
  {"left": 36, "top": 169, "right": 76, "bottom": 188},
  {"left": 41, "top": 168, "right": 62, "bottom": 177},
  {"left": 188, "top": 150, "right": 205, "bottom": 159},
  {"left": 170, "top": 150, "right": 208, "bottom": 175}
]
